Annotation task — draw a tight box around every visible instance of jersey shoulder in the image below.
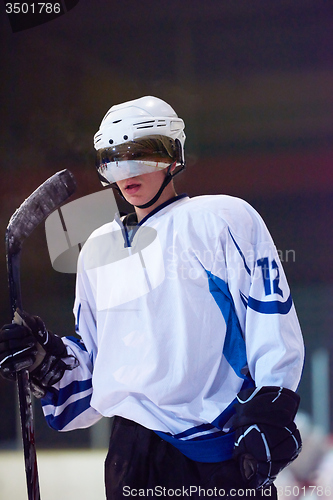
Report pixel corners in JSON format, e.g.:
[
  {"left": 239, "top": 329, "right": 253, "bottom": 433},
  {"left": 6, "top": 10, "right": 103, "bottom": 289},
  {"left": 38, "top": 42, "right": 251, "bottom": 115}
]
[
  {"left": 182, "top": 194, "right": 253, "bottom": 215},
  {"left": 173, "top": 195, "right": 269, "bottom": 244}
]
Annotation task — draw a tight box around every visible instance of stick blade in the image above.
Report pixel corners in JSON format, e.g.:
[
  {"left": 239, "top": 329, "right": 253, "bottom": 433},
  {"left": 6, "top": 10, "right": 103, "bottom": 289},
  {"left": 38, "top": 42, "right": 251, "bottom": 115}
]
[{"left": 6, "top": 169, "right": 77, "bottom": 254}]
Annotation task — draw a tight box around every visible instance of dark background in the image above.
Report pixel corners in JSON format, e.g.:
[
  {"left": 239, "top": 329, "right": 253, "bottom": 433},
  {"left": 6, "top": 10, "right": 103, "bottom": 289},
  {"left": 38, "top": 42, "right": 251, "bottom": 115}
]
[{"left": 0, "top": 0, "right": 333, "bottom": 448}]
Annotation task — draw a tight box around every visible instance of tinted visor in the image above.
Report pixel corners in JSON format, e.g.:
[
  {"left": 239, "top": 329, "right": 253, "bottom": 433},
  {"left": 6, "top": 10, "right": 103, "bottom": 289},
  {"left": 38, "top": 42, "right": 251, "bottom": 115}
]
[{"left": 96, "top": 135, "right": 180, "bottom": 184}]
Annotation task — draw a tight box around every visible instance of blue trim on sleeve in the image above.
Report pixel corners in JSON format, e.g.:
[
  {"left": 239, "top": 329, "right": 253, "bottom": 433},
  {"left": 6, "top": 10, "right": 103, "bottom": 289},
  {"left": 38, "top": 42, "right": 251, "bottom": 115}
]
[
  {"left": 247, "top": 294, "right": 293, "bottom": 315},
  {"left": 240, "top": 286, "right": 293, "bottom": 315},
  {"left": 44, "top": 394, "right": 92, "bottom": 431},
  {"left": 66, "top": 335, "right": 88, "bottom": 352},
  {"left": 206, "top": 270, "right": 248, "bottom": 379},
  {"left": 40, "top": 387, "right": 60, "bottom": 406},
  {"left": 41, "top": 379, "right": 92, "bottom": 409},
  {"left": 75, "top": 303, "right": 81, "bottom": 333}
]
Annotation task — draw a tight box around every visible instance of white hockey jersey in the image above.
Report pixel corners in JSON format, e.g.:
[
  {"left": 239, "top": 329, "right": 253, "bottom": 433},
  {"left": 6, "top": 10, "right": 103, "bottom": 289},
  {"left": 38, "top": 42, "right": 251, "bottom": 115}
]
[{"left": 41, "top": 194, "right": 304, "bottom": 461}]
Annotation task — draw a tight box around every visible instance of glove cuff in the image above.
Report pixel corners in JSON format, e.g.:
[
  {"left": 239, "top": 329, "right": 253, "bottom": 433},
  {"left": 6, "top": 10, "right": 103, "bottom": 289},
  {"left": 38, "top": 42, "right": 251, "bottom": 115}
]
[
  {"left": 30, "top": 350, "right": 79, "bottom": 398},
  {"left": 232, "top": 386, "right": 300, "bottom": 429}
]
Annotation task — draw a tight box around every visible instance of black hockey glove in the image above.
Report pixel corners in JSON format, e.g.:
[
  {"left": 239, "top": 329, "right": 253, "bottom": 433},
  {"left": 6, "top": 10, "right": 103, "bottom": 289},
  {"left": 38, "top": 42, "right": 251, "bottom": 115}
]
[
  {"left": 0, "top": 319, "right": 38, "bottom": 379},
  {"left": 232, "top": 386, "right": 302, "bottom": 490},
  {"left": 0, "top": 309, "right": 75, "bottom": 398}
]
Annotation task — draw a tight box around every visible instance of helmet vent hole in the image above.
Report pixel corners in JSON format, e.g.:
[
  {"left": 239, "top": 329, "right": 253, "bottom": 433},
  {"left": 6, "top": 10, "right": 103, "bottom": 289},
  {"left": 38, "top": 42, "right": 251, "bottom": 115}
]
[
  {"left": 123, "top": 135, "right": 128, "bottom": 140},
  {"left": 109, "top": 139, "right": 114, "bottom": 144},
  {"left": 113, "top": 120, "right": 122, "bottom": 124}
]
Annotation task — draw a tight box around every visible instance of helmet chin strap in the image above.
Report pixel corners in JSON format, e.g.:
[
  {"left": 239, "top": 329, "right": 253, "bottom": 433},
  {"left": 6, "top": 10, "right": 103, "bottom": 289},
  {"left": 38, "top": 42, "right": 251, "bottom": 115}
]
[
  {"left": 134, "top": 164, "right": 174, "bottom": 209},
  {"left": 111, "top": 160, "right": 185, "bottom": 210}
]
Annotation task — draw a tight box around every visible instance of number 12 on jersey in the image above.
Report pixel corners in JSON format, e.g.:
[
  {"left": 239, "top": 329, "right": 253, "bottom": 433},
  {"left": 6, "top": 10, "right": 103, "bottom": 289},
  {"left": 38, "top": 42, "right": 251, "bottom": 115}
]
[{"left": 257, "top": 257, "right": 283, "bottom": 297}]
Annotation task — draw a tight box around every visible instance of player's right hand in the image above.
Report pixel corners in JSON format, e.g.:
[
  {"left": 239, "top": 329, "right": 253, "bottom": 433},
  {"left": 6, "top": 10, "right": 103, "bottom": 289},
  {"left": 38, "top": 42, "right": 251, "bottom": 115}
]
[{"left": 0, "top": 322, "right": 38, "bottom": 380}]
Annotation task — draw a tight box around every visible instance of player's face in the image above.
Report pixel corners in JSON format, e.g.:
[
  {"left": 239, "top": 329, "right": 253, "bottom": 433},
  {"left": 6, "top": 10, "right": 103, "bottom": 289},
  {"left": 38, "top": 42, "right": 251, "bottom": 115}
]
[{"left": 116, "top": 165, "right": 174, "bottom": 207}]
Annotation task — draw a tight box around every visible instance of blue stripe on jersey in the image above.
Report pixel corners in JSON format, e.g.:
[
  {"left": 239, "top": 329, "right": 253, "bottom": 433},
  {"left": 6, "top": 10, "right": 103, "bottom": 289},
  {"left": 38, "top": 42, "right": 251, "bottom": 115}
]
[
  {"left": 247, "top": 293, "right": 293, "bottom": 315},
  {"left": 44, "top": 394, "right": 92, "bottom": 431},
  {"left": 228, "top": 228, "right": 251, "bottom": 275},
  {"left": 40, "top": 387, "right": 59, "bottom": 406},
  {"left": 240, "top": 287, "right": 293, "bottom": 315},
  {"left": 75, "top": 303, "right": 81, "bottom": 333},
  {"left": 211, "top": 379, "right": 255, "bottom": 430},
  {"left": 206, "top": 270, "right": 248, "bottom": 379},
  {"left": 41, "top": 379, "right": 92, "bottom": 408},
  {"left": 182, "top": 430, "right": 227, "bottom": 441},
  {"left": 66, "top": 335, "right": 88, "bottom": 351},
  {"left": 174, "top": 422, "right": 215, "bottom": 440},
  {"left": 174, "top": 397, "right": 238, "bottom": 441},
  {"left": 155, "top": 429, "right": 235, "bottom": 462},
  {"left": 156, "top": 380, "right": 256, "bottom": 461},
  {"left": 239, "top": 290, "right": 248, "bottom": 308}
]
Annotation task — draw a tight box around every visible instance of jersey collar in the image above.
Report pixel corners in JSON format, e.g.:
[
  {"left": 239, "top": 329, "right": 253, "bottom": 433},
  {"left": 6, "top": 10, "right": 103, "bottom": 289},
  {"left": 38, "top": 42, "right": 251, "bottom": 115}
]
[{"left": 124, "top": 193, "right": 188, "bottom": 227}]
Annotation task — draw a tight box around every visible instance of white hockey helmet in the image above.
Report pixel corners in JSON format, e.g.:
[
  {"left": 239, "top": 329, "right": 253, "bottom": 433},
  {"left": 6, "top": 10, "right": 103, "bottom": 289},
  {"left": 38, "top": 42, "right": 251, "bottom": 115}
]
[{"left": 94, "top": 96, "right": 186, "bottom": 187}]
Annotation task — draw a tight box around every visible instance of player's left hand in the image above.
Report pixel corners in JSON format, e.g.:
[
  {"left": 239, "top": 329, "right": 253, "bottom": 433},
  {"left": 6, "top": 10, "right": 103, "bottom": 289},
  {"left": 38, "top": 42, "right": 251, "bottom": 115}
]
[
  {"left": 0, "top": 321, "right": 38, "bottom": 380},
  {"left": 232, "top": 386, "right": 302, "bottom": 489},
  {"left": 1, "top": 309, "right": 77, "bottom": 398}
]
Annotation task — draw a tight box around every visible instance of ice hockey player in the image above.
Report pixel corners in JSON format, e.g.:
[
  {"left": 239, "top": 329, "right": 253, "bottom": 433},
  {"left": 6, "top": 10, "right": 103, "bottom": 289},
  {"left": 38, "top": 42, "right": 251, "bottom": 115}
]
[{"left": 0, "top": 96, "right": 304, "bottom": 499}]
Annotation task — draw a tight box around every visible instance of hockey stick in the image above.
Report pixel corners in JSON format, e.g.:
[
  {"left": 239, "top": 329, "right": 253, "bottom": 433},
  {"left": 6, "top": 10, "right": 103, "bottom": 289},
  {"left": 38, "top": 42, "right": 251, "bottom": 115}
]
[{"left": 5, "top": 169, "right": 77, "bottom": 500}]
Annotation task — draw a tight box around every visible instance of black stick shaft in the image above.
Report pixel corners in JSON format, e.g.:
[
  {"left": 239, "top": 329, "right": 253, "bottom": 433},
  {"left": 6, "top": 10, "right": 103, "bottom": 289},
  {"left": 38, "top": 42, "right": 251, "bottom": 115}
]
[
  {"left": 7, "top": 250, "right": 41, "bottom": 500},
  {"left": 5, "top": 169, "right": 76, "bottom": 500}
]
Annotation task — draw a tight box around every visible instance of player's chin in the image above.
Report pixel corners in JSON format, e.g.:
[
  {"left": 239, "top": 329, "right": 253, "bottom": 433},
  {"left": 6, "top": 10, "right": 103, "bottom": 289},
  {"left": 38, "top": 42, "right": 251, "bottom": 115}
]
[{"left": 120, "top": 191, "right": 140, "bottom": 206}]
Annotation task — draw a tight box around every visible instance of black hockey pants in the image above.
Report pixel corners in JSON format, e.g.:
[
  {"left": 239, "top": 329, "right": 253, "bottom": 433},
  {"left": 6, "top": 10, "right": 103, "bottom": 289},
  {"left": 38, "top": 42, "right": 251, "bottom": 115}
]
[{"left": 105, "top": 416, "right": 277, "bottom": 500}]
